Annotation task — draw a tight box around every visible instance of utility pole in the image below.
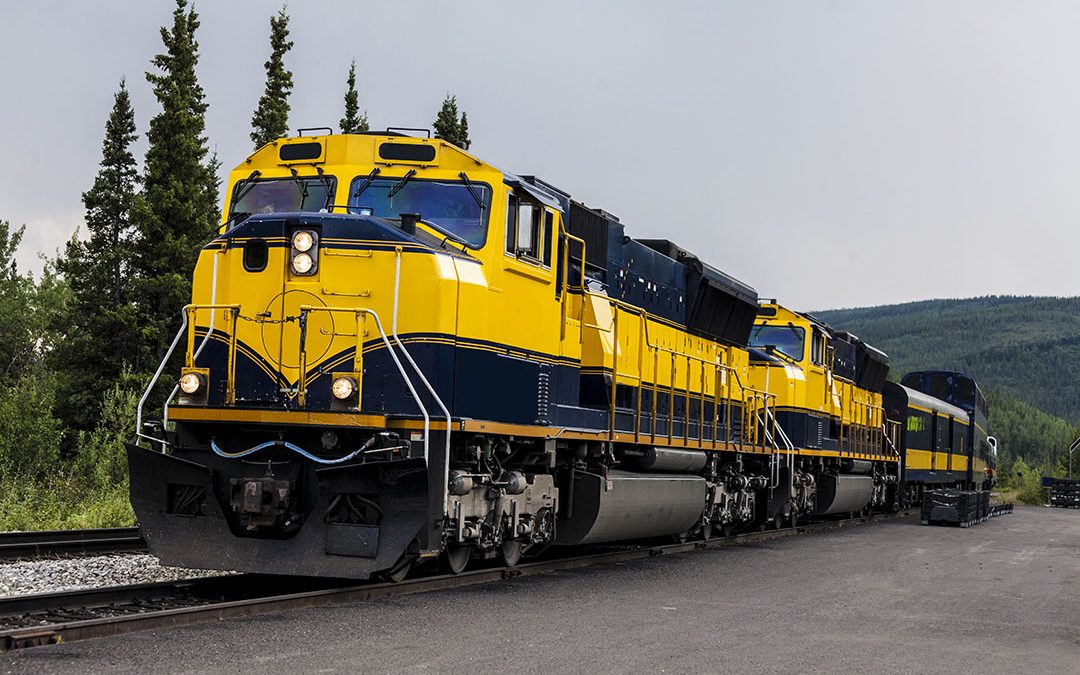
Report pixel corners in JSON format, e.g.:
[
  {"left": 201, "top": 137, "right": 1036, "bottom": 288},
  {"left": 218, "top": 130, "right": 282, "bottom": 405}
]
[{"left": 1069, "top": 435, "right": 1080, "bottom": 478}]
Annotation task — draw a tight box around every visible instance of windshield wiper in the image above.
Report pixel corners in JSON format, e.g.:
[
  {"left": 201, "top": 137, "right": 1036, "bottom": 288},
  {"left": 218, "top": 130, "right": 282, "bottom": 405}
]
[
  {"left": 315, "top": 166, "right": 334, "bottom": 212},
  {"left": 288, "top": 167, "right": 310, "bottom": 207},
  {"left": 351, "top": 167, "right": 381, "bottom": 203},
  {"left": 387, "top": 169, "right": 416, "bottom": 200},
  {"left": 458, "top": 172, "right": 485, "bottom": 209},
  {"left": 224, "top": 170, "right": 261, "bottom": 227},
  {"left": 762, "top": 345, "right": 798, "bottom": 364}
]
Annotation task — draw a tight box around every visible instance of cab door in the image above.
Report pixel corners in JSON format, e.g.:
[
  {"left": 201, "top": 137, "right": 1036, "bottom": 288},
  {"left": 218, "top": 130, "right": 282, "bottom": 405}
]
[{"left": 486, "top": 190, "right": 563, "bottom": 424}]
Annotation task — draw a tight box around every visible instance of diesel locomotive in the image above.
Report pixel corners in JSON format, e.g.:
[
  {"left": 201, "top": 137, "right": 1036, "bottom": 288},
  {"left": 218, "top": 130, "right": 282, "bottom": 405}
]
[{"left": 127, "top": 130, "right": 993, "bottom": 580}]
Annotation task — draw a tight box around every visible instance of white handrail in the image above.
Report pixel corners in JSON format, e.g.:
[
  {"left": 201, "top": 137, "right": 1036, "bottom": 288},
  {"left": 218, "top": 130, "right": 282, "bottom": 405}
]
[
  {"left": 307, "top": 305, "right": 432, "bottom": 461},
  {"left": 392, "top": 248, "right": 453, "bottom": 517},
  {"left": 163, "top": 249, "right": 223, "bottom": 430},
  {"left": 135, "top": 309, "right": 189, "bottom": 448}
]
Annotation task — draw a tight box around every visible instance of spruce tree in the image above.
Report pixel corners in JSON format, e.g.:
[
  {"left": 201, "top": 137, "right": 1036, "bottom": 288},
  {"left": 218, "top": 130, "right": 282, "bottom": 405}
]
[
  {"left": 54, "top": 81, "right": 141, "bottom": 430},
  {"left": 131, "top": 0, "right": 220, "bottom": 369},
  {"left": 340, "top": 61, "right": 369, "bottom": 134},
  {"left": 250, "top": 7, "right": 294, "bottom": 148},
  {"left": 433, "top": 94, "right": 462, "bottom": 146},
  {"left": 458, "top": 111, "right": 470, "bottom": 150}
]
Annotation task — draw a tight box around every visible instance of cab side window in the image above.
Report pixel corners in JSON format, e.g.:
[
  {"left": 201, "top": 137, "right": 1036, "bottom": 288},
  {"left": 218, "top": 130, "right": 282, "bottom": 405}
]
[
  {"left": 504, "top": 193, "right": 519, "bottom": 255},
  {"left": 810, "top": 329, "right": 827, "bottom": 366},
  {"left": 517, "top": 201, "right": 541, "bottom": 260},
  {"left": 542, "top": 210, "right": 554, "bottom": 267},
  {"left": 504, "top": 190, "right": 546, "bottom": 265}
]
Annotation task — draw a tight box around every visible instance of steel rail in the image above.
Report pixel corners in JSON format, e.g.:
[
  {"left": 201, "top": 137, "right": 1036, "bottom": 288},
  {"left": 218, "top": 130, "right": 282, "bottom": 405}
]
[
  {"left": 0, "top": 528, "right": 146, "bottom": 561},
  {"left": 0, "top": 511, "right": 907, "bottom": 651}
]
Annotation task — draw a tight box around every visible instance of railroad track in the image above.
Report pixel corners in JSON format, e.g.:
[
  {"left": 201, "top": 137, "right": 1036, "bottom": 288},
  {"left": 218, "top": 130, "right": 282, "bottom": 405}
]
[
  {"left": 0, "top": 511, "right": 908, "bottom": 651},
  {"left": 0, "top": 528, "right": 146, "bottom": 561}
]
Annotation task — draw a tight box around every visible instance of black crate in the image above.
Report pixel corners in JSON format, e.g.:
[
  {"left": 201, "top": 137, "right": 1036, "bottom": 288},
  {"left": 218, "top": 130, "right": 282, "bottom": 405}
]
[
  {"left": 1049, "top": 478, "right": 1080, "bottom": 508},
  {"left": 922, "top": 490, "right": 995, "bottom": 527}
]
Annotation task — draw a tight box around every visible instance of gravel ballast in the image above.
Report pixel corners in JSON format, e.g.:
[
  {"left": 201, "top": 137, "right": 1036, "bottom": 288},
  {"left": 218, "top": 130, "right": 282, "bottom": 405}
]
[{"left": 0, "top": 554, "right": 227, "bottom": 596}]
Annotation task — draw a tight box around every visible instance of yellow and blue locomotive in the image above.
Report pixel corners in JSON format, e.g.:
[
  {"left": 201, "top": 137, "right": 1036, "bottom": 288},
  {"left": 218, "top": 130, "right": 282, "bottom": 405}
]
[
  {"left": 745, "top": 303, "right": 900, "bottom": 523},
  {"left": 128, "top": 131, "right": 775, "bottom": 578},
  {"left": 126, "top": 130, "right": 985, "bottom": 579}
]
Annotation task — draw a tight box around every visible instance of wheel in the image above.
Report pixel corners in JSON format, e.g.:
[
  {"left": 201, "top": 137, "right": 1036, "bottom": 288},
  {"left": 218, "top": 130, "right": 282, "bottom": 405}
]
[
  {"left": 700, "top": 519, "right": 714, "bottom": 541},
  {"left": 379, "top": 557, "right": 413, "bottom": 583},
  {"left": 721, "top": 524, "right": 736, "bottom": 538},
  {"left": 501, "top": 539, "right": 523, "bottom": 567},
  {"left": 790, "top": 511, "right": 799, "bottom": 529},
  {"left": 442, "top": 544, "right": 472, "bottom": 574},
  {"left": 772, "top": 516, "right": 783, "bottom": 531}
]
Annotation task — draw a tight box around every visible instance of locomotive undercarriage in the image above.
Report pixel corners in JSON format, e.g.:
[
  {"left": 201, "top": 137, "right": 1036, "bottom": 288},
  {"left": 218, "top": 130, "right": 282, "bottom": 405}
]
[{"left": 128, "top": 419, "right": 902, "bottom": 580}]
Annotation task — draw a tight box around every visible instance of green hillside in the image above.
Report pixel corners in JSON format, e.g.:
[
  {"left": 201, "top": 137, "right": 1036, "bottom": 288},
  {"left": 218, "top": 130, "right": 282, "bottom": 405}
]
[{"left": 815, "top": 296, "right": 1080, "bottom": 422}]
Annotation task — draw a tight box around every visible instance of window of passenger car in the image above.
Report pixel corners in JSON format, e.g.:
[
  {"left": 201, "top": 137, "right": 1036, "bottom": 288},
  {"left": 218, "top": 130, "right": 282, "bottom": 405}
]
[{"left": 906, "top": 409, "right": 932, "bottom": 450}]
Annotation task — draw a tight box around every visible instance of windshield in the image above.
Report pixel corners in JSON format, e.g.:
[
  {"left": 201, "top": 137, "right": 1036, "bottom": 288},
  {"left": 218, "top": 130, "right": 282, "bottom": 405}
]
[
  {"left": 228, "top": 177, "right": 334, "bottom": 224},
  {"left": 749, "top": 324, "right": 806, "bottom": 361},
  {"left": 347, "top": 176, "right": 490, "bottom": 247}
]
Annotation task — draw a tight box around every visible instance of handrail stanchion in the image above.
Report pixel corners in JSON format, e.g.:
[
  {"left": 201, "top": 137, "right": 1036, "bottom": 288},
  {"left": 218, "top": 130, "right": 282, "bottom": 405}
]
[
  {"left": 668, "top": 353, "right": 675, "bottom": 444},
  {"left": 609, "top": 307, "right": 619, "bottom": 442},
  {"left": 651, "top": 348, "right": 659, "bottom": 443},
  {"left": 226, "top": 308, "right": 239, "bottom": 405},
  {"left": 683, "top": 354, "right": 691, "bottom": 445}
]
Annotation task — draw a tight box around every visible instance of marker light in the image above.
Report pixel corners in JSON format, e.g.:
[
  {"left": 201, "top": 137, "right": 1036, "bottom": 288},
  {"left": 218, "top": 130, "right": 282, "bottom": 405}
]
[{"left": 332, "top": 376, "right": 356, "bottom": 400}]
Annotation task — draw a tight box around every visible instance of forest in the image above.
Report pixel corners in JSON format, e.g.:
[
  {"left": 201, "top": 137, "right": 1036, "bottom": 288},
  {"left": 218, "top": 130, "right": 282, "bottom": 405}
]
[{"left": 0, "top": 1, "right": 471, "bottom": 529}]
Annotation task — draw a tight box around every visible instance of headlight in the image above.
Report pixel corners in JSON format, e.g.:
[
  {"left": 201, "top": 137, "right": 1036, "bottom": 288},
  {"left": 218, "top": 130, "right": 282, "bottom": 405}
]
[
  {"left": 292, "top": 252, "right": 314, "bottom": 274},
  {"left": 292, "top": 230, "right": 315, "bottom": 252},
  {"left": 179, "top": 372, "right": 202, "bottom": 394},
  {"left": 332, "top": 376, "right": 356, "bottom": 400}
]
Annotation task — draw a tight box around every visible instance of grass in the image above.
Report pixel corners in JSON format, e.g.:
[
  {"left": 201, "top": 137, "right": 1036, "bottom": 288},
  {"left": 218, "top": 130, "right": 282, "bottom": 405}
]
[{"left": 0, "top": 476, "right": 134, "bottom": 530}]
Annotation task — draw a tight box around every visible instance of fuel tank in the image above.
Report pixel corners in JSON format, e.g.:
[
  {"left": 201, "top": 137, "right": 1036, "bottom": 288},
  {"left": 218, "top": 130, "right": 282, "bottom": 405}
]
[
  {"left": 813, "top": 473, "right": 874, "bottom": 515},
  {"left": 556, "top": 469, "right": 707, "bottom": 545}
]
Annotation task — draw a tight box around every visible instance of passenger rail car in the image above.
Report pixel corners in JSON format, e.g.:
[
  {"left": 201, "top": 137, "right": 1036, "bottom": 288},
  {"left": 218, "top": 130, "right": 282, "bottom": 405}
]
[
  {"left": 126, "top": 130, "right": 986, "bottom": 580},
  {"left": 887, "top": 370, "right": 996, "bottom": 497}
]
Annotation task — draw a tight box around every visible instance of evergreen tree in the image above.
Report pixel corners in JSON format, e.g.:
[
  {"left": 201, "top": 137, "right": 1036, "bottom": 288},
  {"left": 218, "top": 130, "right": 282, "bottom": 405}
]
[
  {"left": 250, "top": 7, "right": 294, "bottom": 148},
  {"left": 433, "top": 95, "right": 471, "bottom": 149},
  {"left": 131, "top": 0, "right": 220, "bottom": 371},
  {"left": 458, "top": 111, "right": 470, "bottom": 150},
  {"left": 339, "top": 60, "right": 369, "bottom": 134},
  {"left": 433, "top": 94, "right": 462, "bottom": 146},
  {"left": 54, "top": 81, "right": 141, "bottom": 431}
]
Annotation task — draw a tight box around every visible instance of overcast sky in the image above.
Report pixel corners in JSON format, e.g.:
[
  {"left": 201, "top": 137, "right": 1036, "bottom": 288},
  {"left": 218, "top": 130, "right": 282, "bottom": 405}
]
[{"left": 1, "top": 1, "right": 1078, "bottom": 309}]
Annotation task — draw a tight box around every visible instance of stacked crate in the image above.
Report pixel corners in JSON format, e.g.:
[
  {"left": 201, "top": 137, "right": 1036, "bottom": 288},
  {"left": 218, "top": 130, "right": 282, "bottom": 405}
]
[
  {"left": 1049, "top": 478, "right": 1080, "bottom": 508},
  {"left": 921, "top": 489, "right": 1006, "bottom": 527}
]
